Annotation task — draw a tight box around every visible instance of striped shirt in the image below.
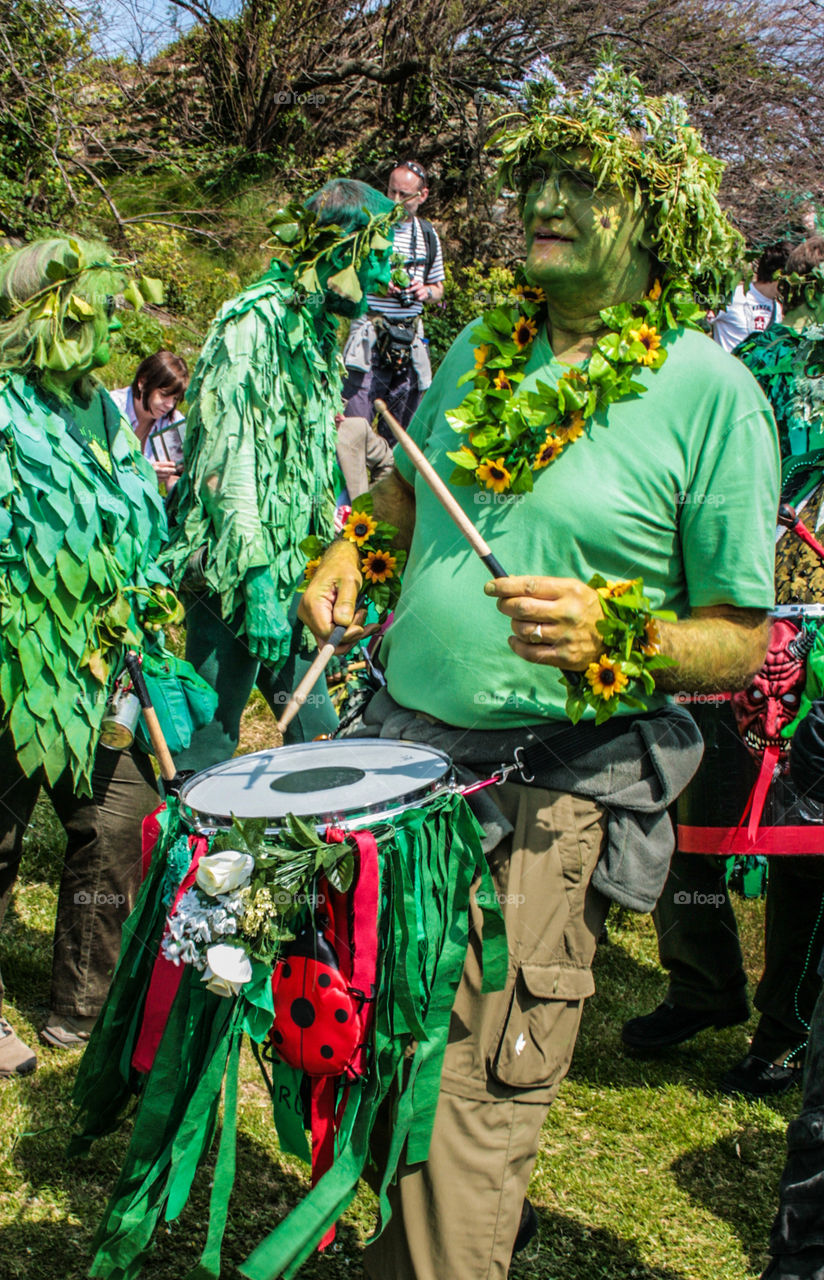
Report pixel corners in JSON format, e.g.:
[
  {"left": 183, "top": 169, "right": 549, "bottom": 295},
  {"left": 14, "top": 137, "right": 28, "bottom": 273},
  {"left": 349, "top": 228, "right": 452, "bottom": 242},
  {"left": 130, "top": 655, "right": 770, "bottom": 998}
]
[{"left": 367, "top": 217, "right": 445, "bottom": 321}]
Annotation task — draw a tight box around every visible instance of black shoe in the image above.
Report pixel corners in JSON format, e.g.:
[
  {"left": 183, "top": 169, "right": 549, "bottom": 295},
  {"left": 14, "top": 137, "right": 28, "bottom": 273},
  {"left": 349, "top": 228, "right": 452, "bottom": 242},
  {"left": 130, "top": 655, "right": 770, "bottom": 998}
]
[
  {"left": 720, "top": 1053, "right": 803, "bottom": 1099},
  {"left": 511, "top": 1198, "right": 538, "bottom": 1257},
  {"left": 621, "top": 1000, "right": 749, "bottom": 1053}
]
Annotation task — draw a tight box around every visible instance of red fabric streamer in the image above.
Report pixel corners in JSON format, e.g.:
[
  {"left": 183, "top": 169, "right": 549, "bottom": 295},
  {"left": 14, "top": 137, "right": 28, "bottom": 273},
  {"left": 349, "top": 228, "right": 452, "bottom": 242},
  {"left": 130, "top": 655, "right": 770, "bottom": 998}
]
[
  {"left": 140, "top": 804, "right": 167, "bottom": 880},
  {"left": 131, "top": 834, "right": 210, "bottom": 1074}
]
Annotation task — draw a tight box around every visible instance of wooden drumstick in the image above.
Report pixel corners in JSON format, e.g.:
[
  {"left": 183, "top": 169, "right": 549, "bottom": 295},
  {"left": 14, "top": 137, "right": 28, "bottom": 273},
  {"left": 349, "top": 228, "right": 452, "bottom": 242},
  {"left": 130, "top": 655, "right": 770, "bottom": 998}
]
[
  {"left": 374, "top": 400, "right": 508, "bottom": 579},
  {"left": 374, "top": 401, "right": 584, "bottom": 687},
  {"left": 274, "top": 631, "right": 341, "bottom": 737},
  {"left": 124, "top": 651, "right": 178, "bottom": 782},
  {"left": 275, "top": 592, "right": 368, "bottom": 738}
]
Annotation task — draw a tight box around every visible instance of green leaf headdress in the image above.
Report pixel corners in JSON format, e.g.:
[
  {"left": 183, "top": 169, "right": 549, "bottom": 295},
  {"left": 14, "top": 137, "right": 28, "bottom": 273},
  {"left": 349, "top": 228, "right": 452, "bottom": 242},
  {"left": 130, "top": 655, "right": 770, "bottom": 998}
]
[
  {"left": 0, "top": 236, "right": 163, "bottom": 377},
  {"left": 268, "top": 178, "right": 402, "bottom": 304},
  {"left": 492, "top": 61, "right": 745, "bottom": 311}
]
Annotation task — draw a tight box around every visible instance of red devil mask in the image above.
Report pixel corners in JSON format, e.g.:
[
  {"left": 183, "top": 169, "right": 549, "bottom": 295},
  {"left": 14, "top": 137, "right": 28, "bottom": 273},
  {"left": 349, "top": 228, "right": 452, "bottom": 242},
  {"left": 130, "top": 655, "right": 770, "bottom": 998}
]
[{"left": 731, "top": 619, "right": 810, "bottom": 757}]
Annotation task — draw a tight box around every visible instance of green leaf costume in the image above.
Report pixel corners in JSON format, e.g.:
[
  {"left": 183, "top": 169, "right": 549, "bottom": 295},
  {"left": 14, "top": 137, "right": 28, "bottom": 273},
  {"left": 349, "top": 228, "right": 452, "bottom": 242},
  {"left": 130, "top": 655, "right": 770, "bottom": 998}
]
[
  {"left": 0, "top": 372, "right": 168, "bottom": 793},
  {"left": 164, "top": 261, "right": 339, "bottom": 630},
  {"left": 735, "top": 322, "right": 824, "bottom": 459}
]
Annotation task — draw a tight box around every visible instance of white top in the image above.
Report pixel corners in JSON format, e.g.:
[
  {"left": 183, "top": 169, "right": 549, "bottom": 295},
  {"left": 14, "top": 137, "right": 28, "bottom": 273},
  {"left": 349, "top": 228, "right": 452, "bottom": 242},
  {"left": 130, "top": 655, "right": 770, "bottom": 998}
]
[
  {"left": 366, "top": 216, "right": 445, "bottom": 321},
  {"left": 109, "top": 385, "right": 185, "bottom": 465},
  {"left": 712, "top": 282, "right": 782, "bottom": 353}
]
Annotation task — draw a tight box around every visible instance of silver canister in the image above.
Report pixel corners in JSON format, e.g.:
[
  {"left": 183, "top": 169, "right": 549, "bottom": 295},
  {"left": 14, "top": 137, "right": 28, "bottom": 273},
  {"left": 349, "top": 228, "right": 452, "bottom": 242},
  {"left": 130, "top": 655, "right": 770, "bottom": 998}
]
[{"left": 100, "top": 675, "right": 142, "bottom": 751}]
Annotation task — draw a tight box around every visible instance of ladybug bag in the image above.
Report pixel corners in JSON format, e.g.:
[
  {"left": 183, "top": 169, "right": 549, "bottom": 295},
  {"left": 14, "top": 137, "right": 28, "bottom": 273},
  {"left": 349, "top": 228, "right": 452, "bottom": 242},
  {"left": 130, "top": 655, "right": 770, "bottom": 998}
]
[{"left": 267, "top": 829, "right": 380, "bottom": 1248}]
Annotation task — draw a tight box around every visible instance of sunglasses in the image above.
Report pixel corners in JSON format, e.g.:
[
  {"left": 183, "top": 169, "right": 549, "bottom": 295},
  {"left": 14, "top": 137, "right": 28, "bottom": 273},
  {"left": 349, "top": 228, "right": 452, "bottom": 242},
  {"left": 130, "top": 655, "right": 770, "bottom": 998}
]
[{"left": 398, "top": 160, "right": 427, "bottom": 184}]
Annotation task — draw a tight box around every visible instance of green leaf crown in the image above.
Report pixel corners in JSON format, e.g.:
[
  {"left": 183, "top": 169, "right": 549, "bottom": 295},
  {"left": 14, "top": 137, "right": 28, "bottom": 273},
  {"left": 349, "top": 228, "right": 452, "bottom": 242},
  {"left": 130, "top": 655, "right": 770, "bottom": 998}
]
[{"left": 492, "top": 60, "right": 745, "bottom": 312}]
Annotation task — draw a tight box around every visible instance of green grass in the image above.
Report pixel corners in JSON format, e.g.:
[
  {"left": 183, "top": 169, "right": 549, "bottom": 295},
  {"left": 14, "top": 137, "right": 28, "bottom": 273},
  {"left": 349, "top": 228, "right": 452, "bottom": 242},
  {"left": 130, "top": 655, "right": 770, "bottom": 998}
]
[{"left": 0, "top": 803, "right": 795, "bottom": 1280}]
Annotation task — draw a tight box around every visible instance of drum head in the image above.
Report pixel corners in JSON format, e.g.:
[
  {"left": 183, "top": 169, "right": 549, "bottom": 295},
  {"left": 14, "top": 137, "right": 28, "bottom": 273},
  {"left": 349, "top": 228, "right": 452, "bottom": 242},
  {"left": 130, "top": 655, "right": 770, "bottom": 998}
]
[{"left": 178, "top": 738, "right": 453, "bottom": 834}]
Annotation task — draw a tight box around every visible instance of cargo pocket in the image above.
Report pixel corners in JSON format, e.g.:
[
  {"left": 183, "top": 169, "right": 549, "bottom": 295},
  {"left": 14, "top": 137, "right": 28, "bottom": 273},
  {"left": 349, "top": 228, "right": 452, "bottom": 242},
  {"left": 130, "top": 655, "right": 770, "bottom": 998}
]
[{"left": 488, "top": 963, "right": 594, "bottom": 1091}]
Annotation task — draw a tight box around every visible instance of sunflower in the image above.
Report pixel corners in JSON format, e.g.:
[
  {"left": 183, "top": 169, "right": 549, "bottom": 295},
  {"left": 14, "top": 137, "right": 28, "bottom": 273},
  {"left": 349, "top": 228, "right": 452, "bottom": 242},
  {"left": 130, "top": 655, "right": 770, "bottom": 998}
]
[
  {"left": 596, "top": 578, "right": 639, "bottom": 600},
  {"left": 645, "top": 278, "right": 662, "bottom": 301},
  {"left": 585, "top": 654, "right": 629, "bottom": 699},
  {"left": 493, "top": 371, "right": 512, "bottom": 392},
  {"left": 640, "top": 617, "right": 662, "bottom": 655},
  {"left": 473, "top": 343, "right": 490, "bottom": 372},
  {"left": 629, "top": 322, "right": 662, "bottom": 366},
  {"left": 559, "top": 411, "right": 585, "bottom": 442},
  {"left": 533, "top": 434, "right": 564, "bottom": 470},
  {"left": 362, "top": 549, "right": 397, "bottom": 583},
  {"left": 511, "top": 316, "right": 538, "bottom": 349},
  {"left": 303, "top": 557, "right": 321, "bottom": 580},
  {"left": 476, "top": 458, "right": 512, "bottom": 493},
  {"left": 343, "top": 509, "right": 378, "bottom": 546},
  {"left": 514, "top": 284, "right": 546, "bottom": 304},
  {"left": 558, "top": 366, "right": 587, "bottom": 386}
]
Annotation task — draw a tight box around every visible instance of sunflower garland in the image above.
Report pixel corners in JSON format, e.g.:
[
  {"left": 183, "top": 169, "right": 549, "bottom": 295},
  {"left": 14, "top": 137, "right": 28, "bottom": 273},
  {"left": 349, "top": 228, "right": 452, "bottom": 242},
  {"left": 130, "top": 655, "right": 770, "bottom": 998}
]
[
  {"left": 564, "top": 576, "right": 677, "bottom": 725},
  {"left": 446, "top": 273, "right": 705, "bottom": 495},
  {"left": 299, "top": 492, "right": 406, "bottom": 618}
]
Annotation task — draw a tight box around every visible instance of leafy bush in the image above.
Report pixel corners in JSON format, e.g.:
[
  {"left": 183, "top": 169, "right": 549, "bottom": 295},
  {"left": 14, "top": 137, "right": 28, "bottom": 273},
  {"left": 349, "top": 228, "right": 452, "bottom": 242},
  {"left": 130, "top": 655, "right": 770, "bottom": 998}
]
[{"left": 426, "top": 261, "right": 516, "bottom": 368}]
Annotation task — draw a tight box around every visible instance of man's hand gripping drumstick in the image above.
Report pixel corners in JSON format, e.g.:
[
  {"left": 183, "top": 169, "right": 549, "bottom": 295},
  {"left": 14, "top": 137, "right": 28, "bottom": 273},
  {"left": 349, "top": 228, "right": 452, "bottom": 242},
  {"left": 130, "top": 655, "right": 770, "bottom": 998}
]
[{"left": 298, "top": 403, "right": 605, "bottom": 677}]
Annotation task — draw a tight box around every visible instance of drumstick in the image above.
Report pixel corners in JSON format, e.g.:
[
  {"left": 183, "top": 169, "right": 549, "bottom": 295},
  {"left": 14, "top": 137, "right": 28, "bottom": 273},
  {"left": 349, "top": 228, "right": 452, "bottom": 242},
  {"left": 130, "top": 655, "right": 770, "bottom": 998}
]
[
  {"left": 374, "top": 401, "right": 583, "bottom": 687},
  {"left": 778, "top": 502, "right": 824, "bottom": 563},
  {"left": 275, "top": 598, "right": 367, "bottom": 738},
  {"left": 374, "top": 400, "right": 508, "bottom": 579},
  {"left": 124, "top": 651, "right": 178, "bottom": 782}
]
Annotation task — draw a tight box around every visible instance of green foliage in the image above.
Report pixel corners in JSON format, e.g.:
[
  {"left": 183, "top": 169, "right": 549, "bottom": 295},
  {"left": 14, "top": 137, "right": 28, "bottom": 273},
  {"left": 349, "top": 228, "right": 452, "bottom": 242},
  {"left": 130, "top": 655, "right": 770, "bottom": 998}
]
[
  {"left": 0, "top": 0, "right": 91, "bottom": 236},
  {"left": 426, "top": 262, "right": 516, "bottom": 367}
]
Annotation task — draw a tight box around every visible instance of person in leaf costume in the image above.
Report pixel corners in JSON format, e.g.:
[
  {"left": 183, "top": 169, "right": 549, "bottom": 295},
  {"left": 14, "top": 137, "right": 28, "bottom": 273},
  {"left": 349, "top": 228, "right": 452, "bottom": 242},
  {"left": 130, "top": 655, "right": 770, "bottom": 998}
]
[
  {"left": 164, "top": 179, "right": 397, "bottom": 768},
  {"left": 0, "top": 237, "right": 173, "bottom": 1077},
  {"left": 301, "top": 64, "right": 778, "bottom": 1277},
  {"left": 623, "top": 238, "right": 824, "bottom": 1100}
]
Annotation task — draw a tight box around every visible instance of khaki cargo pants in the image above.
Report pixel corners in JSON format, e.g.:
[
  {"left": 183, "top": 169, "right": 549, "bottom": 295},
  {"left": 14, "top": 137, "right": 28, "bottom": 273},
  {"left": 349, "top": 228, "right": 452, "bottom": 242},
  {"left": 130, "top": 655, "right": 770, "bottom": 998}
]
[{"left": 364, "top": 781, "right": 609, "bottom": 1279}]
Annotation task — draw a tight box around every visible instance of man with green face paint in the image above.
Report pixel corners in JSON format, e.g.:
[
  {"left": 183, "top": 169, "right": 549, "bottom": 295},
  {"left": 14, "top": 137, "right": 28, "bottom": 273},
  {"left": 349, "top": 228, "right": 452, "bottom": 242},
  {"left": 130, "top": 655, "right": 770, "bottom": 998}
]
[
  {"left": 0, "top": 238, "right": 171, "bottom": 1076},
  {"left": 164, "top": 179, "right": 397, "bottom": 767},
  {"left": 301, "top": 66, "right": 778, "bottom": 1277}
]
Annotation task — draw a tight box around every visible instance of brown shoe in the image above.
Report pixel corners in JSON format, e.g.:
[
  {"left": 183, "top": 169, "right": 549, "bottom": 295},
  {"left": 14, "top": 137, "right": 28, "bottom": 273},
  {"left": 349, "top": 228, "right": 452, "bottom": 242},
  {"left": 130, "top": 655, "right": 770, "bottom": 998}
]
[
  {"left": 0, "top": 1017, "right": 37, "bottom": 1077},
  {"left": 39, "top": 1013, "right": 97, "bottom": 1049}
]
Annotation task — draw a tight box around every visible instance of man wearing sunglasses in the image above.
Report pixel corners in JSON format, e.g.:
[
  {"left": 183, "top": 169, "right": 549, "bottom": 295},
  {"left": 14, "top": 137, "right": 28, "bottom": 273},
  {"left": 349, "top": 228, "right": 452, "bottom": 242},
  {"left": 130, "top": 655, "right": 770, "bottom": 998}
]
[{"left": 342, "top": 160, "right": 445, "bottom": 435}]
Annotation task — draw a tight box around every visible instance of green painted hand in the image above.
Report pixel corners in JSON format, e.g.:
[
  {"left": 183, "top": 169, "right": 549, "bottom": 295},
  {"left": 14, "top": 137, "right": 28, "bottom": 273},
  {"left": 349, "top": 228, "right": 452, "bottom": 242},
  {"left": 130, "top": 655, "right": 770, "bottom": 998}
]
[{"left": 243, "top": 566, "right": 291, "bottom": 665}]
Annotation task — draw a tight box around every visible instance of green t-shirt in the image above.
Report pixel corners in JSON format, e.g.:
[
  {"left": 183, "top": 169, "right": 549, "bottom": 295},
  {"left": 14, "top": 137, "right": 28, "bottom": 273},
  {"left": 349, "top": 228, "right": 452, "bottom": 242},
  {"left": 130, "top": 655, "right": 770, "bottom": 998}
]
[{"left": 382, "top": 322, "right": 780, "bottom": 727}]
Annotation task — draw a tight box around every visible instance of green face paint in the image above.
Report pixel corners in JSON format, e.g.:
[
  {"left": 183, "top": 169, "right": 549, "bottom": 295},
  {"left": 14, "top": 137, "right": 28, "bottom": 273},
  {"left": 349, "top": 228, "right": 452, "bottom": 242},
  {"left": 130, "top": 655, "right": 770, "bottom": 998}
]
[{"left": 523, "top": 150, "right": 652, "bottom": 316}]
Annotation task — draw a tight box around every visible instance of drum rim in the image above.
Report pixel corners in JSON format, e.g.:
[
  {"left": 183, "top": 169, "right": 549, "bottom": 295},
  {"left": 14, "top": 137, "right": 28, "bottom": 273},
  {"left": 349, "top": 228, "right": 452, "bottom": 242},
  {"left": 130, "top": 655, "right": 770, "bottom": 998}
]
[{"left": 177, "top": 737, "right": 455, "bottom": 835}]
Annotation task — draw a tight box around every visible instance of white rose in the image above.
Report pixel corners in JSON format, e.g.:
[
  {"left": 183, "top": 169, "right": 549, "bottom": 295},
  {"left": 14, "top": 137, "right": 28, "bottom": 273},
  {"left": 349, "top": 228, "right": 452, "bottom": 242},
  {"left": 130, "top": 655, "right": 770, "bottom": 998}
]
[
  {"left": 195, "top": 850, "right": 254, "bottom": 897},
  {"left": 201, "top": 943, "right": 253, "bottom": 998}
]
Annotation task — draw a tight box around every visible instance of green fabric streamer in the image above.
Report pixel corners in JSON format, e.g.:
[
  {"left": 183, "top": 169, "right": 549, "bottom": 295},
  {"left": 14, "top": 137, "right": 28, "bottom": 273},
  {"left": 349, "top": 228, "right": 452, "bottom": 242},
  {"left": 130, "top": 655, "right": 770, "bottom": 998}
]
[
  {"left": 164, "top": 262, "right": 339, "bottom": 630},
  {"left": 0, "top": 372, "right": 167, "bottom": 792},
  {"left": 71, "top": 802, "right": 181, "bottom": 1154},
  {"left": 73, "top": 793, "right": 507, "bottom": 1280}
]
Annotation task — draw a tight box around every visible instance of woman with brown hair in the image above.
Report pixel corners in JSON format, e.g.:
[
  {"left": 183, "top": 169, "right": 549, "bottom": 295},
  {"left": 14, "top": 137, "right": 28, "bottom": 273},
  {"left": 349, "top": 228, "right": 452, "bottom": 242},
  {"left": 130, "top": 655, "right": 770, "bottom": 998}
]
[{"left": 111, "top": 349, "right": 189, "bottom": 489}]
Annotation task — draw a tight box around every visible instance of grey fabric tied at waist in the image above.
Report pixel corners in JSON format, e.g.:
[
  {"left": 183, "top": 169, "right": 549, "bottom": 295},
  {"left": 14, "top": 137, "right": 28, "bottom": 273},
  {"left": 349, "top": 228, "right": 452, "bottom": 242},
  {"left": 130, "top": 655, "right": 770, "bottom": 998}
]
[{"left": 356, "top": 688, "right": 704, "bottom": 913}]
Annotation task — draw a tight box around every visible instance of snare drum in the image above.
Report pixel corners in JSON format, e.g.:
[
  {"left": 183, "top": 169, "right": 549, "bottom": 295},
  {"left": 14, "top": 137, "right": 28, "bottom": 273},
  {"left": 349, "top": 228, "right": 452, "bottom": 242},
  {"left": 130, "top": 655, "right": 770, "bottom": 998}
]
[{"left": 178, "top": 737, "right": 455, "bottom": 835}]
